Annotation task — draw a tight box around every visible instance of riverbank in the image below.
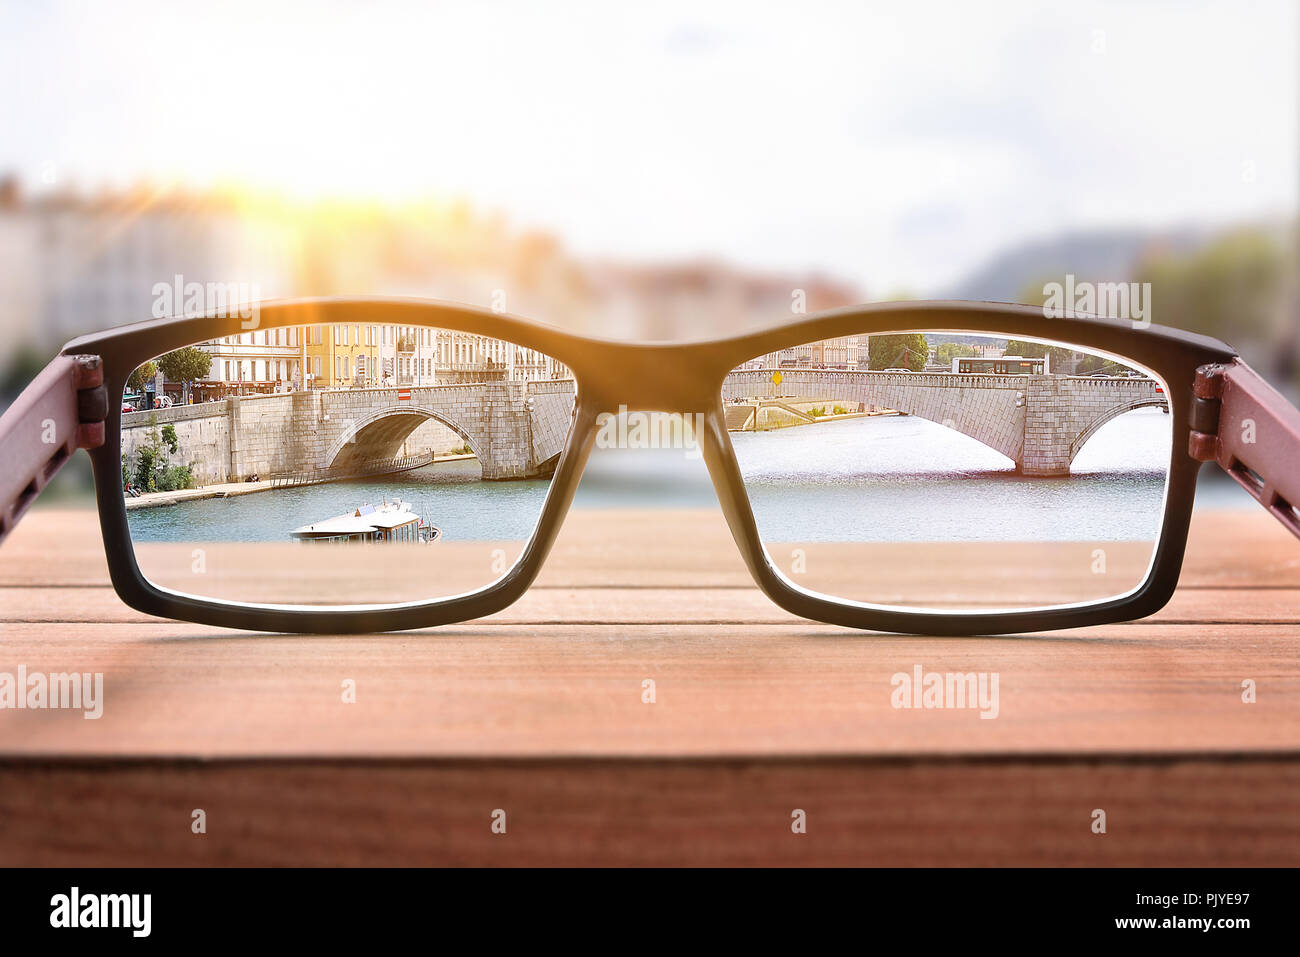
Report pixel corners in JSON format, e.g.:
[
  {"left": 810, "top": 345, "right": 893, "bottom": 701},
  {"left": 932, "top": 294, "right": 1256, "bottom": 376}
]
[
  {"left": 124, "top": 453, "right": 478, "bottom": 510},
  {"left": 727, "top": 396, "right": 897, "bottom": 432}
]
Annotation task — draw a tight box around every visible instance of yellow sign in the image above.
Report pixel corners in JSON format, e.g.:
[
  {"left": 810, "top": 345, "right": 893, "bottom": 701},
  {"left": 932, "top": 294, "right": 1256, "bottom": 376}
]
[{"left": 772, "top": 371, "right": 783, "bottom": 385}]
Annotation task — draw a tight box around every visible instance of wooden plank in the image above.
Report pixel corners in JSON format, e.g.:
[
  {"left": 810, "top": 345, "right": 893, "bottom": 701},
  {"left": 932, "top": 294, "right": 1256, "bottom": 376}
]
[
  {"left": 0, "top": 618, "right": 1296, "bottom": 757},
  {"left": 0, "top": 758, "right": 1296, "bottom": 867}
]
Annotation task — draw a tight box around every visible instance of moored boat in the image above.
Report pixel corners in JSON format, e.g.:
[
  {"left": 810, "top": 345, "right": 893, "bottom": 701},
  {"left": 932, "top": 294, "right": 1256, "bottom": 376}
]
[{"left": 290, "top": 500, "right": 441, "bottom": 544}]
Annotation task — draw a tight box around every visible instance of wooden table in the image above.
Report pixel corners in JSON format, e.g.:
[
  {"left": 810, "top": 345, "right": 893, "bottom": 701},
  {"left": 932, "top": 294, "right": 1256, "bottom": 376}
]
[{"left": 1, "top": 505, "right": 1298, "bottom": 866}]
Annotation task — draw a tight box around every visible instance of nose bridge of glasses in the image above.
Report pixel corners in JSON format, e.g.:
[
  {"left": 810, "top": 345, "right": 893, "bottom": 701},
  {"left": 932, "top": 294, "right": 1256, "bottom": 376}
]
[{"left": 575, "top": 342, "right": 725, "bottom": 416}]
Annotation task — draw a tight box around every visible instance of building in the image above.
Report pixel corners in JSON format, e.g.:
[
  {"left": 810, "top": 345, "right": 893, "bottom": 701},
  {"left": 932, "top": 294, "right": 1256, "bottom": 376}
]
[
  {"left": 0, "top": 177, "right": 297, "bottom": 353},
  {"left": 303, "top": 323, "right": 380, "bottom": 389},
  {"left": 198, "top": 327, "right": 306, "bottom": 397},
  {"left": 767, "top": 335, "right": 861, "bottom": 370},
  {"left": 384, "top": 327, "right": 567, "bottom": 386}
]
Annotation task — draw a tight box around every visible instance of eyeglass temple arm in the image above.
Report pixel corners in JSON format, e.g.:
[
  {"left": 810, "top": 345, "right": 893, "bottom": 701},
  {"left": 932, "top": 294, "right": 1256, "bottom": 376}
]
[
  {"left": 0, "top": 354, "right": 107, "bottom": 545},
  {"left": 1190, "top": 359, "right": 1300, "bottom": 540}
]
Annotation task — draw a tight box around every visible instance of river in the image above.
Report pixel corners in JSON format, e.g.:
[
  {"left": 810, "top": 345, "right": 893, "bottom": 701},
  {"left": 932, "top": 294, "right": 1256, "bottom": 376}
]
[{"left": 126, "top": 408, "right": 1210, "bottom": 546}]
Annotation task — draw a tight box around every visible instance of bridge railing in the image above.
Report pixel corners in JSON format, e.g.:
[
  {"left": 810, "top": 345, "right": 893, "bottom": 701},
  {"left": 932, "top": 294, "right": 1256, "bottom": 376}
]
[
  {"left": 316, "top": 377, "right": 577, "bottom": 396},
  {"left": 721, "top": 368, "right": 1028, "bottom": 398}
]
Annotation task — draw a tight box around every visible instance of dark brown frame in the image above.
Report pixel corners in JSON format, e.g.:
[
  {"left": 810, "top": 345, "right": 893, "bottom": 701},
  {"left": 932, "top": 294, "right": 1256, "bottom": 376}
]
[{"left": 4, "top": 296, "right": 1293, "bottom": 635}]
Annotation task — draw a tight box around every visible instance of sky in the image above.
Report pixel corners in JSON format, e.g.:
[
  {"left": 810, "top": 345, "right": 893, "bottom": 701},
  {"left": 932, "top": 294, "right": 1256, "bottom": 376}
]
[{"left": 0, "top": 0, "right": 1295, "bottom": 295}]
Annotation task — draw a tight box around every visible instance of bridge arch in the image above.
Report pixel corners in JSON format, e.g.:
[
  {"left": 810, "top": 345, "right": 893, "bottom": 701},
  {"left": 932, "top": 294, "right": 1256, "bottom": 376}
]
[
  {"left": 323, "top": 405, "right": 487, "bottom": 472},
  {"left": 721, "top": 369, "right": 1026, "bottom": 465},
  {"left": 1068, "top": 397, "right": 1169, "bottom": 463},
  {"left": 721, "top": 368, "right": 1166, "bottom": 477},
  {"left": 860, "top": 391, "right": 1023, "bottom": 466}
]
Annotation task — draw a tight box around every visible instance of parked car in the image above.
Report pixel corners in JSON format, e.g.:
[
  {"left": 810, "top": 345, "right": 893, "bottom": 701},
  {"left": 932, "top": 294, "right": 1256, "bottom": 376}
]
[{"left": 883, "top": 367, "right": 913, "bottom": 374}]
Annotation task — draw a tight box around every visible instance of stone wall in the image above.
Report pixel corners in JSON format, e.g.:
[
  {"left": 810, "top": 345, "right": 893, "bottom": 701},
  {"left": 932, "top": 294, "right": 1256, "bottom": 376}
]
[
  {"left": 1022, "top": 376, "right": 1166, "bottom": 476},
  {"left": 228, "top": 393, "right": 303, "bottom": 479},
  {"left": 401, "top": 418, "right": 468, "bottom": 458},
  {"left": 122, "top": 404, "right": 231, "bottom": 485},
  {"left": 527, "top": 382, "right": 577, "bottom": 470}
]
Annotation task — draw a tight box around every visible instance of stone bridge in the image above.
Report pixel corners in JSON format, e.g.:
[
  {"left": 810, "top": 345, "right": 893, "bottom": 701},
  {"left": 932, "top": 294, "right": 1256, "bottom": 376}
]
[
  {"left": 722, "top": 369, "right": 1167, "bottom": 476},
  {"left": 123, "top": 379, "right": 576, "bottom": 483}
]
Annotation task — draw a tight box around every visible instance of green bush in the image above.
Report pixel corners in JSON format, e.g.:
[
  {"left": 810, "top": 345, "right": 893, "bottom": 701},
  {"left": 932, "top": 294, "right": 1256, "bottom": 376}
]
[
  {"left": 133, "top": 446, "right": 159, "bottom": 492},
  {"left": 157, "top": 464, "right": 194, "bottom": 492},
  {"left": 833, "top": 405, "right": 848, "bottom": 416},
  {"left": 809, "top": 406, "right": 826, "bottom": 418},
  {"left": 123, "top": 415, "right": 193, "bottom": 493}
]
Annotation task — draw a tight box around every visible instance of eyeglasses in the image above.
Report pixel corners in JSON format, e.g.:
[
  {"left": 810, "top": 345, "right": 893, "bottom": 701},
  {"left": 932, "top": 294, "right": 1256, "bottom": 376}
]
[{"left": 1, "top": 298, "right": 1296, "bottom": 635}]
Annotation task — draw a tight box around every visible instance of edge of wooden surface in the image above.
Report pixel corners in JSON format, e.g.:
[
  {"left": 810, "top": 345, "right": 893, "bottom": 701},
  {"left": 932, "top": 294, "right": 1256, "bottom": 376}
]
[{"left": 2, "top": 754, "right": 1297, "bottom": 866}]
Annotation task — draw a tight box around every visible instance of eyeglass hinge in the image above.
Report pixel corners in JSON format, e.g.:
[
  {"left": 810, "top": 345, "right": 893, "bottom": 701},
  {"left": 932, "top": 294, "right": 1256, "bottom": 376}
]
[
  {"left": 70, "top": 354, "right": 107, "bottom": 450},
  {"left": 1187, "top": 364, "right": 1227, "bottom": 462}
]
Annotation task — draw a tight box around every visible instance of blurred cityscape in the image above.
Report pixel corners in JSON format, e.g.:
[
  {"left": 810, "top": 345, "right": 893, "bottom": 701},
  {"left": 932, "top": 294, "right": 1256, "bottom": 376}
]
[
  {"left": 0, "top": 174, "right": 861, "bottom": 399},
  {"left": 1, "top": 172, "right": 1294, "bottom": 406}
]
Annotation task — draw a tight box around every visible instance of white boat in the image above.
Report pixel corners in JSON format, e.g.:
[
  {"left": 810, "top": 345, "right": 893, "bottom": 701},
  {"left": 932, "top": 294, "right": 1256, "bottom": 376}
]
[{"left": 290, "top": 499, "right": 441, "bottom": 544}]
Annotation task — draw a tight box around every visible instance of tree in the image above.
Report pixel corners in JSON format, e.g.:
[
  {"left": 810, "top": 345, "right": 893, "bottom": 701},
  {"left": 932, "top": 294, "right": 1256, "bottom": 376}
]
[
  {"left": 935, "top": 343, "right": 977, "bottom": 366},
  {"left": 1005, "top": 339, "right": 1115, "bottom": 376},
  {"left": 126, "top": 360, "right": 157, "bottom": 394},
  {"left": 868, "top": 333, "right": 929, "bottom": 371},
  {"left": 1134, "top": 230, "right": 1285, "bottom": 360},
  {"left": 157, "top": 347, "right": 212, "bottom": 403}
]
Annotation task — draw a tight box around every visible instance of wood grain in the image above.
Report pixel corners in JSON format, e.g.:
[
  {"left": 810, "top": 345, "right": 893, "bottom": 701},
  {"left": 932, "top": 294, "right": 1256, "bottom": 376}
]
[{"left": 0, "top": 504, "right": 1297, "bottom": 865}]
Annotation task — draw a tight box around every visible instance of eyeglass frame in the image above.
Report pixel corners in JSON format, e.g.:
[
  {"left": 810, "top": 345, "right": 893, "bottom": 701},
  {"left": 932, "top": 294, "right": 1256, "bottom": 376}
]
[{"left": 2, "top": 296, "right": 1297, "bottom": 636}]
